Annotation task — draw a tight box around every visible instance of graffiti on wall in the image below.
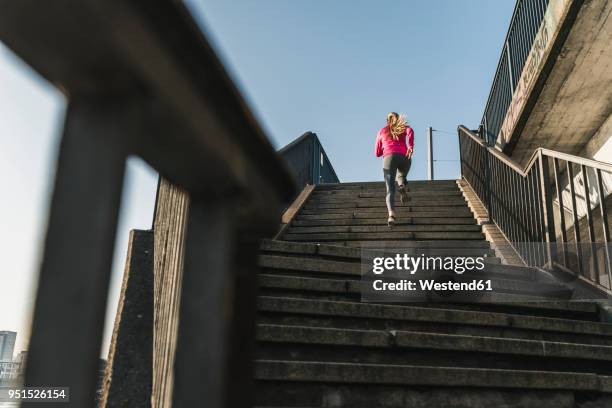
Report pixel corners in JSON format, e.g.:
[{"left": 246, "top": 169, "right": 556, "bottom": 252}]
[{"left": 497, "top": 0, "right": 570, "bottom": 149}]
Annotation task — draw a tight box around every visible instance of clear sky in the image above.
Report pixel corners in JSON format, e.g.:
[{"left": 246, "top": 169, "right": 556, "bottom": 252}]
[{"left": 0, "top": 0, "right": 514, "bottom": 356}]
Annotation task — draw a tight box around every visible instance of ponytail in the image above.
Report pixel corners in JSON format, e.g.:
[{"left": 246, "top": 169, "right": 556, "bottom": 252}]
[{"left": 386, "top": 112, "right": 408, "bottom": 140}]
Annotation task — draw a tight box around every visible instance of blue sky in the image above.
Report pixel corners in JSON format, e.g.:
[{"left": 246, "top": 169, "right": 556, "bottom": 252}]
[
  {"left": 186, "top": 0, "right": 515, "bottom": 181},
  {"left": 0, "top": 0, "right": 514, "bottom": 354}
]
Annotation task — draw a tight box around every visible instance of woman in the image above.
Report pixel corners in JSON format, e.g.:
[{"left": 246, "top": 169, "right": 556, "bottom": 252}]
[{"left": 375, "top": 112, "right": 414, "bottom": 226}]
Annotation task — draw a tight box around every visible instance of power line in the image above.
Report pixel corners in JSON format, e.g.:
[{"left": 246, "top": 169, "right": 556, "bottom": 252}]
[{"left": 431, "top": 129, "right": 457, "bottom": 135}]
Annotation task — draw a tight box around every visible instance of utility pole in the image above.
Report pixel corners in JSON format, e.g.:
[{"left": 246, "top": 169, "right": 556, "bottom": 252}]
[{"left": 427, "top": 126, "right": 434, "bottom": 180}]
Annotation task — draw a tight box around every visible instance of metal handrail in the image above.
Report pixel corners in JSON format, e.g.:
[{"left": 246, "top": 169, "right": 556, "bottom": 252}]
[
  {"left": 459, "top": 126, "right": 612, "bottom": 175},
  {"left": 0, "top": 1, "right": 296, "bottom": 407},
  {"left": 458, "top": 125, "right": 612, "bottom": 292},
  {"left": 480, "top": 0, "right": 550, "bottom": 145}
]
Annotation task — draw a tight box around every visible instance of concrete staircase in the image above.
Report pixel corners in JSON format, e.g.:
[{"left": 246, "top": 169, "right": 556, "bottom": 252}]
[{"left": 254, "top": 180, "right": 612, "bottom": 407}]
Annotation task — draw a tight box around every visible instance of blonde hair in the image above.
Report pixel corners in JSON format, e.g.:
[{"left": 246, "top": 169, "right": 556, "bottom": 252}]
[{"left": 386, "top": 112, "right": 408, "bottom": 140}]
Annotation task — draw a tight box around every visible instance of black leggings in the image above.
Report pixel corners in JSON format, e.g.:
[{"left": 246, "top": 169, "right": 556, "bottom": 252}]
[{"left": 383, "top": 154, "right": 412, "bottom": 211}]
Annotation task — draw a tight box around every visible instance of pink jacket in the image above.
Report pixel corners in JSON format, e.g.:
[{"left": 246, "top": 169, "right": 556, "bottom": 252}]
[{"left": 375, "top": 126, "right": 414, "bottom": 157}]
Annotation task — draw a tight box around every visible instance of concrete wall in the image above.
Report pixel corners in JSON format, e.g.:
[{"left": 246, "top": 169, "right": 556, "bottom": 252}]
[{"left": 508, "top": 0, "right": 612, "bottom": 166}]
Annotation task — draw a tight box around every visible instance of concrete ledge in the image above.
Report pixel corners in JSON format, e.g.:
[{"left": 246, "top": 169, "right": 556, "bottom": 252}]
[{"left": 274, "top": 184, "right": 316, "bottom": 240}]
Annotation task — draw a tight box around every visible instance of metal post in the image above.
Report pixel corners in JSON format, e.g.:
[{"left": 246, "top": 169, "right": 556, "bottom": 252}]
[
  {"left": 23, "top": 99, "right": 127, "bottom": 408},
  {"left": 581, "top": 165, "right": 600, "bottom": 283},
  {"left": 566, "top": 162, "right": 583, "bottom": 277},
  {"left": 538, "top": 153, "right": 557, "bottom": 266},
  {"left": 553, "top": 158, "right": 568, "bottom": 267},
  {"left": 427, "top": 127, "right": 434, "bottom": 181},
  {"left": 506, "top": 41, "right": 515, "bottom": 91},
  {"left": 595, "top": 169, "right": 612, "bottom": 288}
]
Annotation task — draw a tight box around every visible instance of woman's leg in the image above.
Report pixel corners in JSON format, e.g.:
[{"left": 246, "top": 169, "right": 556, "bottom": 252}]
[
  {"left": 396, "top": 156, "right": 412, "bottom": 202},
  {"left": 383, "top": 155, "right": 397, "bottom": 215},
  {"left": 396, "top": 156, "right": 412, "bottom": 187}
]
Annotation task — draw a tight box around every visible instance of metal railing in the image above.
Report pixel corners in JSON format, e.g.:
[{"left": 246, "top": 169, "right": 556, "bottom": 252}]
[
  {"left": 459, "top": 126, "right": 612, "bottom": 291},
  {"left": 0, "top": 1, "right": 295, "bottom": 407},
  {"left": 481, "top": 0, "right": 549, "bottom": 145},
  {"left": 278, "top": 131, "right": 340, "bottom": 189}
]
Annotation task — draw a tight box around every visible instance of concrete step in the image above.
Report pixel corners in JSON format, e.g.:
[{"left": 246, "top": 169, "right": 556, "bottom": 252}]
[
  {"left": 312, "top": 186, "right": 460, "bottom": 193},
  {"left": 255, "top": 387, "right": 612, "bottom": 408},
  {"left": 316, "top": 180, "right": 458, "bottom": 189},
  {"left": 258, "top": 270, "right": 569, "bottom": 299},
  {"left": 259, "top": 251, "right": 506, "bottom": 277},
  {"left": 312, "top": 187, "right": 463, "bottom": 195},
  {"left": 257, "top": 284, "right": 598, "bottom": 320},
  {"left": 257, "top": 297, "right": 612, "bottom": 345},
  {"left": 258, "top": 273, "right": 571, "bottom": 302},
  {"left": 296, "top": 210, "right": 475, "bottom": 220},
  {"left": 255, "top": 382, "right": 612, "bottom": 408},
  {"left": 263, "top": 248, "right": 496, "bottom": 259},
  {"left": 258, "top": 260, "right": 540, "bottom": 289},
  {"left": 308, "top": 194, "right": 468, "bottom": 202},
  {"left": 256, "top": 324, "right": 612, "bottom": 370},
  {"left": 314, "top": 185, "right": 461, "bottom": 193},
  {"left": 261, "top": 240, "right": 493, "bottom": 259},
  {"left": 303, "top": 199, "right": 469, "bottom": 210},
  {"left": 259, "top": 239, "right": 361, "bottom": 259},
  {"left": 311, "top": 190, "right": 464, "bottom": 198},
  {"left": 330, "top": 241, "right": 500, "bottom": 255},
  {"left": 285, "top": 225, "right": 483, "bottom": 234},
  {"left": 254, "top": 360, "right": 612, "bottom": 392},
  {"left": 291, "top": 217, "right": 477, "bottom": 226},
  {"left": 258, "top": 259, "right": 562, "bottom": 286},
  {"left": 260, "top": 239, "right": 493, "bottom": 259},
  {"left": 259, "top": 255, "right": 361, "bottom": 277},
  {"left": 299, "top": 207, "right": 474, "bottom": 215},
  {"left": 259, "top": 255, "right": 500, "bottom": 280},
  {"left": 283, "top": 231, "right": 486, "bottom": 241}
]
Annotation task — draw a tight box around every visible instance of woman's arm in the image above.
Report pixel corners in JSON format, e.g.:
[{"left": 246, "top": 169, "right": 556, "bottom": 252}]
[
  {"left": 406, "top": 127, "right": 414, "bottom": 158},
  {"left": 375, "top": 131, "right": 384, "bottom": 157}
]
